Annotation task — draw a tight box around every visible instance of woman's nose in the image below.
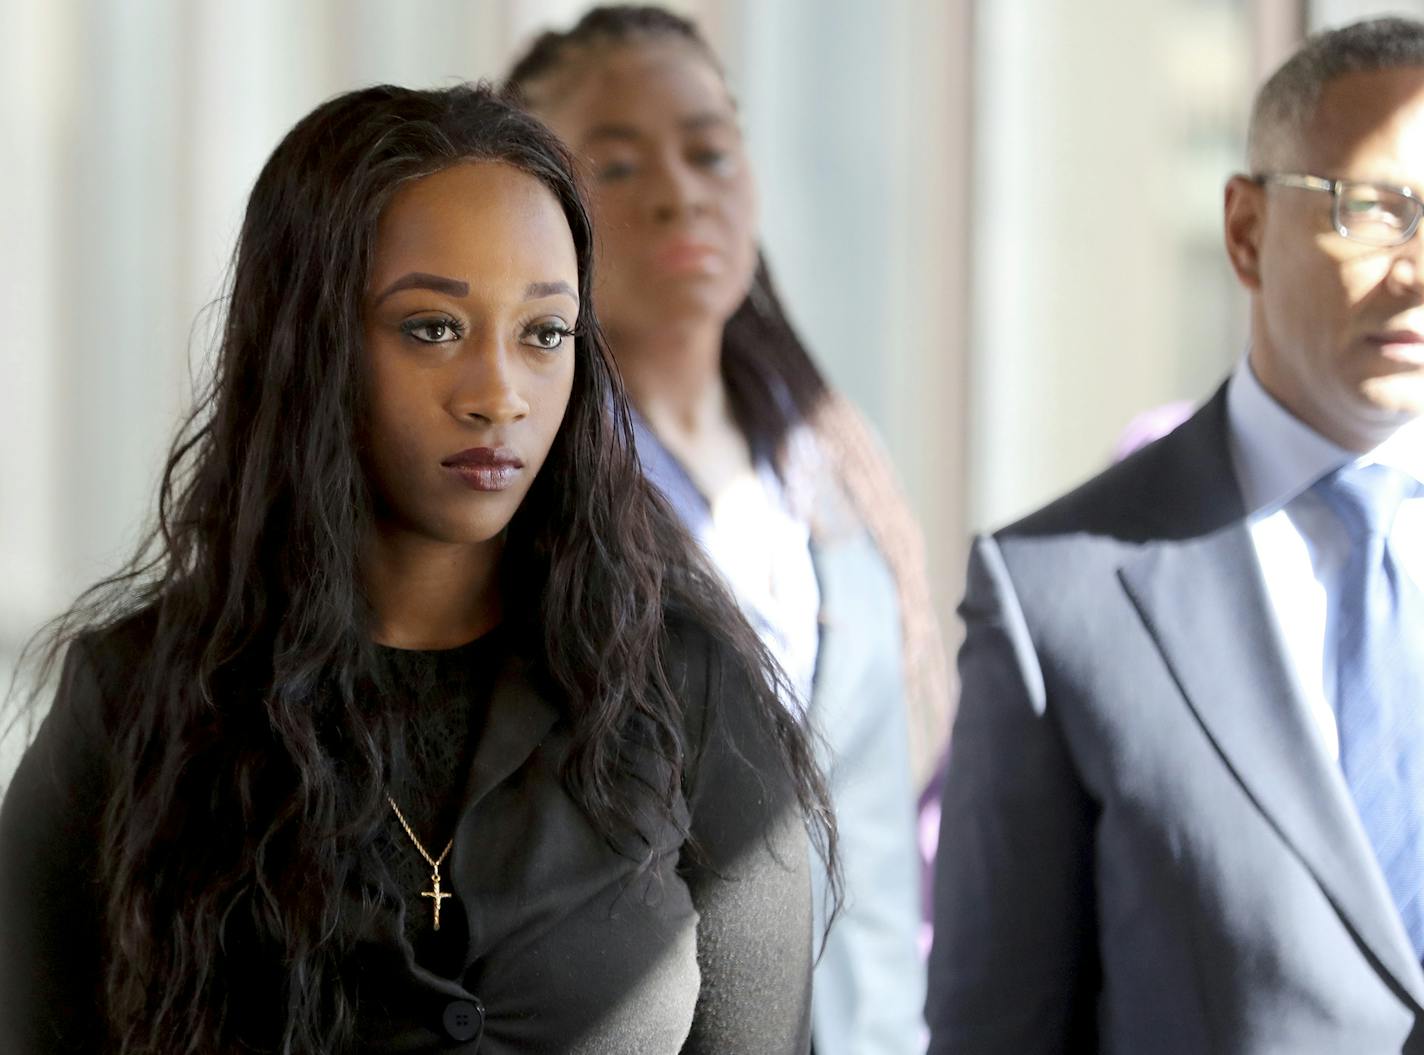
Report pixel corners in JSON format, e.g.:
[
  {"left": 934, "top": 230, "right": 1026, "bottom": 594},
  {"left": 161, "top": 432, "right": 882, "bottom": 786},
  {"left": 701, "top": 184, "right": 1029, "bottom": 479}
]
[
  {"left": 449, "top": 339, "right": 529, "bottom": 425},
  {"left": 647, "top": 154, "right": 708, "bottom": 224}
]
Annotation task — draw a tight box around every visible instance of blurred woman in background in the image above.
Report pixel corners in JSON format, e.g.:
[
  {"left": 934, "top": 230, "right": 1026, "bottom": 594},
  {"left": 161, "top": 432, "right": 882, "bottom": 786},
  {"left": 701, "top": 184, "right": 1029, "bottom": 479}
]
[
  {"left": 507, "top": 8, "right": 952, "bottom": 1052},
  {"left": 0, "top": 82, "right": 834, "bottom": 1054}
]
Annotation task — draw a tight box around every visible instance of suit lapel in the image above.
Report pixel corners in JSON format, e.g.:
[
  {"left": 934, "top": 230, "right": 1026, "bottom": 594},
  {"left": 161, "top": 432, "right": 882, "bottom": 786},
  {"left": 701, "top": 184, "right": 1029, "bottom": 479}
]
[
  {"left": 460, "top": 653, "right": 561, "bottom": 810},
  {"left": 1120, "top": 524, "right": 1424, "bottom": 1009}
]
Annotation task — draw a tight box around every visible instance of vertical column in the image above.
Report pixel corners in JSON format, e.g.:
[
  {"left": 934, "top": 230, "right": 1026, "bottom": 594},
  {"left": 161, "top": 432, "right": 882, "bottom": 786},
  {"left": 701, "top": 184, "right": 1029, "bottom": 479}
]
[
  {"left": 883, "top": 0, "right": 974, "bottom": 650},
  {"left": 1309, "top": 0, "right": 1424, "bottom": 31},
  {"left": 968, "top": 0, "right": 1251, "bottom": 532},
  {"left": 53, "top": 0, "right": 186, "bottom": 595},
  {"left": 727, "top": 0, "right": 974, "bottom": 654},
  {"left": 0, "top": 0, "right": 73, "bottom": 655},
  {"left": 1255, "top": 0, "right": 1305, "bottom": 79}
]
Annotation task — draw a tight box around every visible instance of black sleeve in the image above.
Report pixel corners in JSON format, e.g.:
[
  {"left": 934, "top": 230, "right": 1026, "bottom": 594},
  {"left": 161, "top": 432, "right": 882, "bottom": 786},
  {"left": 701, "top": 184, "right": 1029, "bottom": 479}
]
[
  {"left": 926, "top": 536, "right": 1098, "bottom": 1054},
  {"left": 676, "top": 631, "right": 813, "bottom": 1055},
  {"left": 0, "top": 639, "right": 113, "bottom": 1054}
]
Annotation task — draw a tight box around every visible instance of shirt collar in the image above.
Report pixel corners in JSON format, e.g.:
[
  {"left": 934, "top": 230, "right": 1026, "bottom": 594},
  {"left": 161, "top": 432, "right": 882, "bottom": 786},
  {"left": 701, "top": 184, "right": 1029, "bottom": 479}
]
[
  {"left": 1227, "top": 355, "right": 1424, "bottom": 516},
  {"left": 1371, "top": 411, "right": 1424, "bottom": 486}
]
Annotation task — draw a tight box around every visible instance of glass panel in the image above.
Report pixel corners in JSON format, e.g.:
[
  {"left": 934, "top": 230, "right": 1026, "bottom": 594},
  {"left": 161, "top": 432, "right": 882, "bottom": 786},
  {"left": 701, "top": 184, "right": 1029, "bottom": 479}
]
[{"left": 1311, "top": 0, "right": 1424, "bottom": 29}]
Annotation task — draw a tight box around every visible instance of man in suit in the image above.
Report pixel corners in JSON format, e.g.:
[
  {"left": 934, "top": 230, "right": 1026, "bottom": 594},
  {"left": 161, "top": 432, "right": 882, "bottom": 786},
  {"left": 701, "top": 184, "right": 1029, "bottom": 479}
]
[{"left": 928, "top": 17, "right": 1424, "bottom": 1053}]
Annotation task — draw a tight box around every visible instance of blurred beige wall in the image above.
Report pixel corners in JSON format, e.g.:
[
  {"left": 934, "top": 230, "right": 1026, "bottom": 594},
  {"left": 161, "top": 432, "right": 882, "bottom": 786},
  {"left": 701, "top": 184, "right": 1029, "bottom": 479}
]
[
  {"left": 969, "top": 0, "right": 1254, "bottom": 530},
  {"left": 6, "top": 0, "right": 1367, "bottom": 781},
  {"left": 1312, "top": 1, "right": 1424, "bottom": 28},
  {"left": 0, "top": 1, "right": 973, "bottom": 734}
]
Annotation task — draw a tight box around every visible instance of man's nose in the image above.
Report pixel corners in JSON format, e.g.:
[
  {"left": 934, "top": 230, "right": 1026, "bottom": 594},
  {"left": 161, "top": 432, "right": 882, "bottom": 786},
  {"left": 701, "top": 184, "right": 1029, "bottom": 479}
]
[{"left": 1383, "top": 210, "right": 1424, "bottom": 296}]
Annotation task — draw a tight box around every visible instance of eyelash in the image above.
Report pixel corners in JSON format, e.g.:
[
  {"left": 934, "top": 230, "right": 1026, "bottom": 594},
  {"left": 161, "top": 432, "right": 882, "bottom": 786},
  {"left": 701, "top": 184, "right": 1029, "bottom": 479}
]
[
  {"left": 692, "top": 148, "right": 728, "bottom": 169},
  {"left": 523, "top": 319, "right": 581, "bottom": 351},
  {"left": 400, "top": 316, "right": 465, "bottom": 344},
  {"left": 598, "top": 160, "right": 636, "bottom": 183},
  {"left": 399, "top": 315, "right": 579, "bottom": 351},
  {"left": 596, "top": 148, "right": 732, "bottom": 183}
]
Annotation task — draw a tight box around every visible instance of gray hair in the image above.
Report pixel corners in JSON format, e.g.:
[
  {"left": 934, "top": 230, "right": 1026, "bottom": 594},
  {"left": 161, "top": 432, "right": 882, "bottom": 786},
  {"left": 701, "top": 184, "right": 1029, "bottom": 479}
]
[{"left": 1249, "top": 16, "right": 1424, "bottom": 172}]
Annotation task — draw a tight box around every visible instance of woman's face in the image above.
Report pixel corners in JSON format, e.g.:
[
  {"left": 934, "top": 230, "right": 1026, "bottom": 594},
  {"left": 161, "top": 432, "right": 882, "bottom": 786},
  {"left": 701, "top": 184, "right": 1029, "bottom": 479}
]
[
  {"left": 361, "top": 161, "right": 579, "bottom": 550},
  {"left": 537, "top": 38, "right": 759, "bottom": 341}
]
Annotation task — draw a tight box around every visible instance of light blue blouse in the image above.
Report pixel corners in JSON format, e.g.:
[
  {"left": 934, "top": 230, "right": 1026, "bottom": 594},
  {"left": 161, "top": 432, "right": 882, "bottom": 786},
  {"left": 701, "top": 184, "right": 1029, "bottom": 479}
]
[{"left": 633, "top": 413, "right": 927, "bottom": 1055}]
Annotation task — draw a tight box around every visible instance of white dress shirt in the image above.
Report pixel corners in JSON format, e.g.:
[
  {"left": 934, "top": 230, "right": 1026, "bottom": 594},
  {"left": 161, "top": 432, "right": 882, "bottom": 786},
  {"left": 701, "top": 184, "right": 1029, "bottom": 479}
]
[
  {"left": 698, "top": 458, "right": 821, "bottom": 714},
  {"left": 1226, "top": 358, "right": 1424, "bottom": 760}
]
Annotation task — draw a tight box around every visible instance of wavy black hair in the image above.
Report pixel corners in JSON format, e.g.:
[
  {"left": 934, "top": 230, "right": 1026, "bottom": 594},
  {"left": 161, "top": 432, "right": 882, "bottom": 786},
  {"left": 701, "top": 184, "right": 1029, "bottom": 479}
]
[{"left": 19, "top": 82, "right": 835, "bottom": 1054}]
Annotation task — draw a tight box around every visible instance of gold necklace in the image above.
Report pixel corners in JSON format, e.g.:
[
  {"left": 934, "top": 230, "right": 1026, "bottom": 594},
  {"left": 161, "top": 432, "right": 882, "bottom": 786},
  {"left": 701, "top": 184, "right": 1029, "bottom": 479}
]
[{"left": 387, "top": 795, "right": 456, "bottom": 931}]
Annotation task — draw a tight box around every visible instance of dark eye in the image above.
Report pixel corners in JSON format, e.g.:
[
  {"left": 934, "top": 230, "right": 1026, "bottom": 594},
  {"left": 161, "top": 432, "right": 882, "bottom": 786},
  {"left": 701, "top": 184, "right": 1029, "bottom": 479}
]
[
  {"left": 691, "top": 148, "right": 729, "bottom": 170},
  {"left": 522, "top": 319, "right": 576, "bottom": 351},
  {"left": 596, "top": 159, "right": 637, "bottom": 183},
  {"left": 400, "top": 317, "right": 463, "bottom": 344},
  {"left": 1337, "top": 182, "right": 1417, "bottom": 243},
  {"left": 1343, "top": 194, "right": 1387, "bottom": 216}
]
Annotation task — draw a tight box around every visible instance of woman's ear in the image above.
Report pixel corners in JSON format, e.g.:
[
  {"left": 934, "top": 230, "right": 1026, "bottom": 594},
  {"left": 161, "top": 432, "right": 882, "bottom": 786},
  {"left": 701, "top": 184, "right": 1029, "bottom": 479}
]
[{"left": 1223, "top": 175, "right": 1265, "bottom": 291}]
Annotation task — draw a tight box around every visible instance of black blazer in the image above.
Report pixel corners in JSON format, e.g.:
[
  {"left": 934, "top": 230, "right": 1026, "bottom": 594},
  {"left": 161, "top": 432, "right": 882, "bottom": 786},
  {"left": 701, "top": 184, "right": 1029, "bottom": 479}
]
[{"left": 0, "top": 615, "right": 814, "bottom": 1053}]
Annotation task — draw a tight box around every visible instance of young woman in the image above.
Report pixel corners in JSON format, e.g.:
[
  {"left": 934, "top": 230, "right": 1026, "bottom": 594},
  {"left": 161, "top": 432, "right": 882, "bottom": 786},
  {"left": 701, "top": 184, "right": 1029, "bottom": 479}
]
[
  {"left": 0, "top": 83, "right": 834, "bottom": 1055},
  {"left": 505, "top": 8, "right": 952, "bottom": 1054}
]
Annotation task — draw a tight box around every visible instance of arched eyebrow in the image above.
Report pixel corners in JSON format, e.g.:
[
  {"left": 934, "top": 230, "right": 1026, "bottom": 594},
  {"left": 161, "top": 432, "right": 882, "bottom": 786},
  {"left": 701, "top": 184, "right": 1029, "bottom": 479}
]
[
  {"left": 582, "top": 123, "right": 640, "bottom": 147},
  {"left": 525, "top": 280, "right": 577, "bottom": 303},
  {"left": 680, "top": 112, "right": 733, "bottom": 134},
  {"left": 580, "top": 111, "right": 733, "bottom": 147},
  {"left": 373, "top": 272, "right": 469, "bottom": 304}
]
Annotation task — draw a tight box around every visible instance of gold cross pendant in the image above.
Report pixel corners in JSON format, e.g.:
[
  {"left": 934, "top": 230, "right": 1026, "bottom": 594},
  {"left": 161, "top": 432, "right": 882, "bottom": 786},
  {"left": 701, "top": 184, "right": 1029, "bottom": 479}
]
[{"left": 422, "top": 869, "right": 452, "bottom": 931}]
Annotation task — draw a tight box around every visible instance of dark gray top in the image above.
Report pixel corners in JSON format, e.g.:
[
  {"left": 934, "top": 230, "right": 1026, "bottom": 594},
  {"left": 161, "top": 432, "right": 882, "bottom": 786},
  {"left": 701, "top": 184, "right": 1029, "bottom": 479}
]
[
  {"left": 0, "top": 616, "right": 813, "bottom": 1053},
  {"left": 374, "top": 629, "right": 502, "bottom": 975}
]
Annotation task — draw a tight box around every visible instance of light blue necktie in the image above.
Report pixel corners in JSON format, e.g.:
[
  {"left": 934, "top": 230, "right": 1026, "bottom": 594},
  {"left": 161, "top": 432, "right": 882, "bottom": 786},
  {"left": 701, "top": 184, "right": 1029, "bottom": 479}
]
[{"left": 1315, "top": 462, "right": 1424, "bottom": 960}]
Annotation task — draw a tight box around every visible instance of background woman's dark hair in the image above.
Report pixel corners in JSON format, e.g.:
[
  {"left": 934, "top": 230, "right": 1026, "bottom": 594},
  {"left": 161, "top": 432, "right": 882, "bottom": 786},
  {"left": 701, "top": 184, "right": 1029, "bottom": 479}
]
[
  {"left": 505, "top": 4, "right": 831, "bottom": 464},
  {"left": 20, "top": 82, "right": 835, "bottom": 1054},
  {"left": 505, "top": 5, "right": 955, "bottom": 785}
]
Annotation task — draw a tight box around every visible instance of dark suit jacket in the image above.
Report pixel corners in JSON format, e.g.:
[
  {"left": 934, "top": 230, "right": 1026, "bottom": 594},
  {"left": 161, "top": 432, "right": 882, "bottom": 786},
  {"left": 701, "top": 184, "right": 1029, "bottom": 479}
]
[
  {"left": 927, "top": 387, "right": 1424, "bottom": 1053},
  {"left": 0, "top": 614, "right": 813, "bottom": 1053}
]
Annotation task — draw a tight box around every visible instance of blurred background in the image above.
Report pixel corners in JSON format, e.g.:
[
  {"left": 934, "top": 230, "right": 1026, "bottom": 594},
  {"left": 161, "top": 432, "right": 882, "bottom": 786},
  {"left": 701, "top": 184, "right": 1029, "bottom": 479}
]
[{"left": 2, "top": 0, "right": 1420, "bottom": 770}]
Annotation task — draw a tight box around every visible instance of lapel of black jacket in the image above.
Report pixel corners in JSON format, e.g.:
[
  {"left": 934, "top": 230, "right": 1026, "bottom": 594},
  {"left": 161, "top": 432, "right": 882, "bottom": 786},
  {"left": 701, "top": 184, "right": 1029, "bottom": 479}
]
[
  {"left": 1116, "top": 387, "right": 1424, "bottom": 1010},
  {"left": 460, "top": 651, "right": 561, "bottom": 811}
]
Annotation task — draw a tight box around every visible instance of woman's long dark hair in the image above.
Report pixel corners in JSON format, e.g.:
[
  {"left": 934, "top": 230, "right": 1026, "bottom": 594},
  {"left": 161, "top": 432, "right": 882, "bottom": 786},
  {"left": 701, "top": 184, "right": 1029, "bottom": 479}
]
[{"left": 21, "top": 83, "right": 834, "bottom": 1054}]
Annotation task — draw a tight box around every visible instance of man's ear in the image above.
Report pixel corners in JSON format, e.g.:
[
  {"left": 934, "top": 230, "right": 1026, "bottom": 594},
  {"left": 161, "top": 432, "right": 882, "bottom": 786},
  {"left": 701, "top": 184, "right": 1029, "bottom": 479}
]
[{"left": 1224, "top": 175, "right": 1265, "bottom": 291}]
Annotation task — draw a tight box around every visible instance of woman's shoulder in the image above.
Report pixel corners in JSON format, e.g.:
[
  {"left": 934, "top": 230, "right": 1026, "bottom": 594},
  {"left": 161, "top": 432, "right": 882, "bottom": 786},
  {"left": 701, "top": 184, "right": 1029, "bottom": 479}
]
[
  {"left": 658, "top": 609, "right": 719, "bottom": 725},
  {"left": 73, "top": 605, "right": 160, "bottom": 677},
  {"left": 658, "top": 608, "right": 774, "bottom": 772},
  {"left": 658, "top": 607, "right": 759, "bottom": 702},
  {"left": 55, "top": 605, "right": 162, "bottom": 731},
  {"left": 4, "top": 608, "right": 157, "bottom": 806},
  {"left": 658, "top": 608, "right": 803, "bottom": 864}
]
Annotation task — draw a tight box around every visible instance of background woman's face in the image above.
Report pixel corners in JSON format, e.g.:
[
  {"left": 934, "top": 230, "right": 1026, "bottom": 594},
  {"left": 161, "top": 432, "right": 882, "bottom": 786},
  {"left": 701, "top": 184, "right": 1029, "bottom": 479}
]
[
  {"left": 539, "top": 39, "right": 759, "bottom": 341},
  {"left": 361, "top": 161, "right": 579, "bottom": 549}
]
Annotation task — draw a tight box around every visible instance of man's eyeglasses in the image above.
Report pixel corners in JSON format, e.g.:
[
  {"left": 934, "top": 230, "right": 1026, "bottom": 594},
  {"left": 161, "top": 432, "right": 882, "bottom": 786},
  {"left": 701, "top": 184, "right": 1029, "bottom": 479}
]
[{"left": 1254, "top": 173, "right": 1424, "bottom": 247}]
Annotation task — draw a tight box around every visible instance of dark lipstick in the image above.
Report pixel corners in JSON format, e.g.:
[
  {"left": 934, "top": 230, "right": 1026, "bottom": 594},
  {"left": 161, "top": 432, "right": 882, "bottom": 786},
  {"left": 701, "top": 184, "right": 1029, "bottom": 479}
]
[{"left": 441, "top": 447, "right": 523, "bottom": 492}]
